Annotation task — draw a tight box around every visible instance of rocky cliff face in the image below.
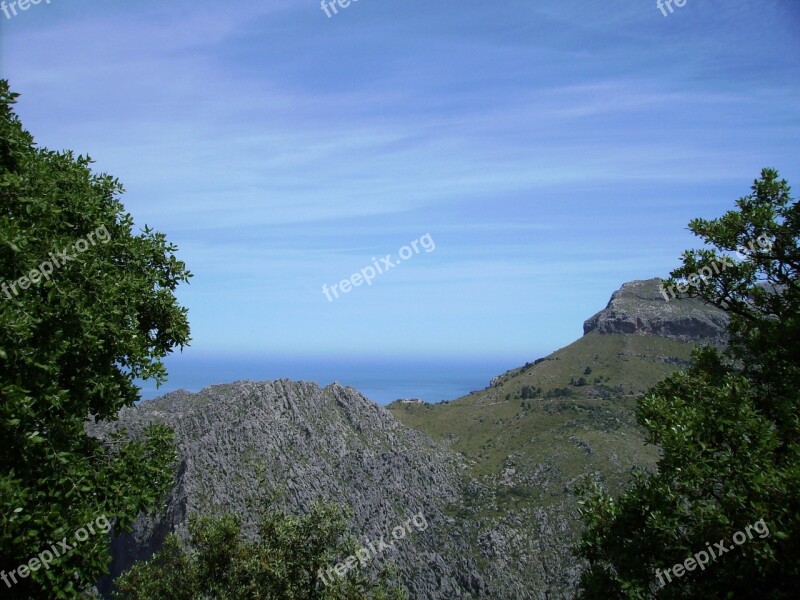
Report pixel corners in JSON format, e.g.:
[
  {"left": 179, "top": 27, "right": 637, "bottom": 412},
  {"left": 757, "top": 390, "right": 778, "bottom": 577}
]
[
  {"left": 90, "top": 380, "right": 501, "bottom": 599},
  {"left": 583, "top": 278, "right": 728, "bottom": 343}
]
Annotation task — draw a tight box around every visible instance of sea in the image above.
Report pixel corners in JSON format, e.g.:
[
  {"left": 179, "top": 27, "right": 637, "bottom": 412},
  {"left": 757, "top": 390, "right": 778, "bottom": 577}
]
[{"left": 136, "top": 354, "right": 524, "bottom": 406}]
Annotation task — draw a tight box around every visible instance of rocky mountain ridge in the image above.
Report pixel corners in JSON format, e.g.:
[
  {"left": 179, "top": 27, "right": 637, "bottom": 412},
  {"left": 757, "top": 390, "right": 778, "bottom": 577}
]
[
  {"left": 583, "top": 278, "right": 728, "bottom": 343},
  {"left": 91, "top": 380, "right": 506, "bottom": 598}
]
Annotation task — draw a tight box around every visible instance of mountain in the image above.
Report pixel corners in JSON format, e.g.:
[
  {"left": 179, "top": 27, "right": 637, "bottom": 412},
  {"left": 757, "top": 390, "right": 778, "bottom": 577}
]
[
  {"left": 91, "top": 278, "right": 728, "bottom": 599},
  {"left": 91, "top": 380, "right": 491, "bottom": 598},
  {"left": 387, "top": 278, "right": 729, "bottom": 595}
]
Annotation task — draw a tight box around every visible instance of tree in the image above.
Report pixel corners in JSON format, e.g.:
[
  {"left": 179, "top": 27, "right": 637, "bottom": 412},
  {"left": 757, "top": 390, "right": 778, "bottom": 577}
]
[
  {"left": 113, "top": 502, "right": 407, "bottom": 600},
  {"left": 0, "top": 80, "right": 191, "bottom": 597},
  {"left": 576, "top": 169, "right": 800, "bottom": 598}
]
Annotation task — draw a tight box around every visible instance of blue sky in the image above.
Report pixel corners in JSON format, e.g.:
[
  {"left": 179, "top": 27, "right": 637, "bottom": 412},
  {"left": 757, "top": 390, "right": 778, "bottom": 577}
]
[{"left": 1, "top": 0, "right": 799, "bottom": 366}]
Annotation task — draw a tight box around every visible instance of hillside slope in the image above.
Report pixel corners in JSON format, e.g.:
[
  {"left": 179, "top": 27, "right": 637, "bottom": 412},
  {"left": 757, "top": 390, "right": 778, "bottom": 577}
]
[
  {"left": 387, "top": 278, "right": 728, "bottom": 596},
  {"left": 390, "top": 278, "right": 727, "bottom": 474}
]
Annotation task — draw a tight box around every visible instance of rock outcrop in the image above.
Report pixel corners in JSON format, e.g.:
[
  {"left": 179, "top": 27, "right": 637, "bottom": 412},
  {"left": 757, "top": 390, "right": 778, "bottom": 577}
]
[{"left": 583, "top": 278, "right": 728, "bottom": 343}]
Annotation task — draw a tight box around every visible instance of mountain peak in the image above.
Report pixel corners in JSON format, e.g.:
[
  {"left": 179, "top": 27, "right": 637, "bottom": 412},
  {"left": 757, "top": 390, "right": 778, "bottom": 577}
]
[{"left": 583, "top": 277, "right": 728, "bottom": 343}]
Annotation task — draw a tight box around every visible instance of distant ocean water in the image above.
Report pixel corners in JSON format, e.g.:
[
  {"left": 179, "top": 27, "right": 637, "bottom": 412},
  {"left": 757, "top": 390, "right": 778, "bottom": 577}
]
[{"left": 137, "top": 355, "right": 524, "bottom": 405}]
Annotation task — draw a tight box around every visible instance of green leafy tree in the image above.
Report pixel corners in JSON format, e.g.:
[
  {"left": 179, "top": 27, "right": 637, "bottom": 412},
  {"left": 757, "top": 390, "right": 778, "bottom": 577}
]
[
  {"left": 0, "top": 80, "right": 191, "bottom": 597},
  {"left": 113, "top": 502, "right": 407, "bottom": 600},
  {"left": 576, "top": 168, "right": 800, "bottom": 598}
]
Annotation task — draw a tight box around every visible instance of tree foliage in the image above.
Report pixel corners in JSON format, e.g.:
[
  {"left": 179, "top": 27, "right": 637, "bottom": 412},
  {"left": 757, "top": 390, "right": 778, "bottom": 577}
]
[
  {"left": 113, "top": 502, "right": 407, "bottom": 600},
  {"left": 0, "top": 80, "right": 191, "bottom": 597},
  {"left": 576, "top": 169, "right": 800, "bottom": 598}
]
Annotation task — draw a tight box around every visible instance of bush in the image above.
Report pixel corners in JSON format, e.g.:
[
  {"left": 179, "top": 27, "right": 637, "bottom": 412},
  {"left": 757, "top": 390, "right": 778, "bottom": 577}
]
[{"left": 114, "top": 502, "right": 407, "bottom": 600}]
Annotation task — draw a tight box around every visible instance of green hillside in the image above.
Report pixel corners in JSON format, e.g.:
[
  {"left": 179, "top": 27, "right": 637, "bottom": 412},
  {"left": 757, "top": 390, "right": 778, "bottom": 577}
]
[
  {"left": 384, "top": 279, "right": 732, "bottom": 593},
  {"left": 390, "top": 332, "right": 700, "bottom": 482}
]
